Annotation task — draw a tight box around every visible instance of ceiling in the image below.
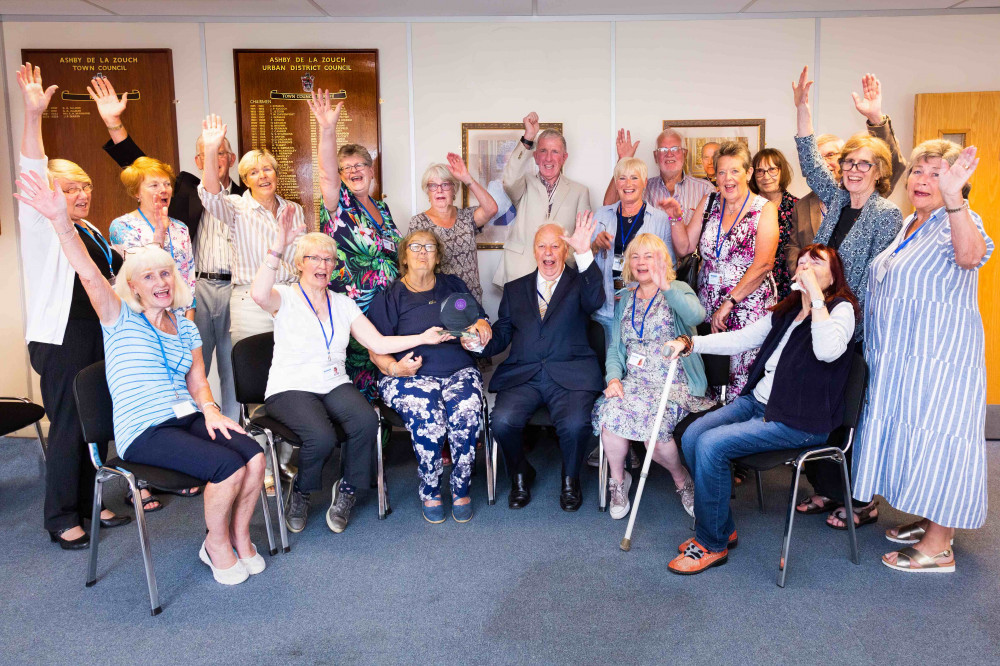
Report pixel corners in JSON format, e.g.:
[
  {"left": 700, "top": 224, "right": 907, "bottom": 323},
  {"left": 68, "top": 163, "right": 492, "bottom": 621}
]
[{"left": 0, "top": 0, "right": 997, "bottom": 18}]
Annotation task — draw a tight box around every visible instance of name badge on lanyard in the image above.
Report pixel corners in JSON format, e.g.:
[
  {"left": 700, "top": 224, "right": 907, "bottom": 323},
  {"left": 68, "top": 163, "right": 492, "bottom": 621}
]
[
  {"left": 627, "top": 353, "right": 646, "bottom": 369},
  {"left": 380, "top": 237, "right": 397, "bottom": 253},
  {"left": 612, "top": 254, "right": 625, "bottom": 272},
  {"left": 139, "top": 312, "right": 193, "bottom": 417},
  {"left": 707, "top": 272, "right": 722, "bottom": 286},
  {"left": 172, "top": 401, "right": 197, "bottom": 418},
  {"left": 876, "top": 215, "right": 931, "bottom": 283}
]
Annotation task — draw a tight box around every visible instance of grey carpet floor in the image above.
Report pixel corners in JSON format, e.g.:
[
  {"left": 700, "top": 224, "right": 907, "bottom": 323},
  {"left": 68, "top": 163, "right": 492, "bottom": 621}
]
[{"left": 1, "top": 433, "right": 998, "bottom": 665}]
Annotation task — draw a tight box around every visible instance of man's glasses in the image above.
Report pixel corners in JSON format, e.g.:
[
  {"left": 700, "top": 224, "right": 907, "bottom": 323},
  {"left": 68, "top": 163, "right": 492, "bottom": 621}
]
[{"left": 654, "top": 147, "right": 684, "bottom": 155}]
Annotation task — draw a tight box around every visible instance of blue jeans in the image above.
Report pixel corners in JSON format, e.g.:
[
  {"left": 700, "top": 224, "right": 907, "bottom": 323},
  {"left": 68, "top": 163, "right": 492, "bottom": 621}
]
[{"left": 681, "top": 395, "right": 828, "bottom": 552}]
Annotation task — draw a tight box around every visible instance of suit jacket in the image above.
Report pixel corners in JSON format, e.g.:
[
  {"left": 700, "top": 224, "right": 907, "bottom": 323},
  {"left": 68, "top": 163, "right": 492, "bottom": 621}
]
[
  {"left": 492, "top": 141, "right": 591, "bottom": 286},
  {"left": 103, "top": 136, "right": 246, "bottom": 243},
  {"left": 482, "top": 259, "right": 605, "bottom": 393}
]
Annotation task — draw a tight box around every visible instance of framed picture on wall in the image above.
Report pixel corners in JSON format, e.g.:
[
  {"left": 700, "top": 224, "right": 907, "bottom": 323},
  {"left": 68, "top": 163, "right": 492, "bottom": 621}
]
[
  {"left": 461, "top": 121, "right": 563, "bottom": 249},
  {"left": 663, "top": 119, "right": 766, "bottom": 181}
]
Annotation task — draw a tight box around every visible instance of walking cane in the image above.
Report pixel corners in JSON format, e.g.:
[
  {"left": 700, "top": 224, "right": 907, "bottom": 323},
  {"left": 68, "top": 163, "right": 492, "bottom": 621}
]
[{"left": 620, "top": 356, "right": 679, "bottom": 552}]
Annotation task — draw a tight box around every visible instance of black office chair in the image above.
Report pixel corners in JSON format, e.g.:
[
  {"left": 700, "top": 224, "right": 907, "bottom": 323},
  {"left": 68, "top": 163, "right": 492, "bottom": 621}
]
[
  {"left": 731, "top": 353, "right": 868, "bottom": 587},
  {"left": 232, "top": 332, "right": 388, "bottom": 554},
  {"left": 0, "top": 396, "right": 47, "bottom": 461},
  {"left": 487, "top": 319, "right": 606, "bottom": 503},
  {"left": 73, "top": 361, "right": 275, "bottom": 616}
]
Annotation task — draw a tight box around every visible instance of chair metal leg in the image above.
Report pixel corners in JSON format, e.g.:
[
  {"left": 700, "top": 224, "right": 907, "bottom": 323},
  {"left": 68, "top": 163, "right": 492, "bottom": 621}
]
[
  {"left": 755, "top": 471, "right": 765, "bottom": 512},
  {"left": 598, "top": 433, "right": 608, "bottom": 512},
  {"left": 839, "top": 452, "right": 860, "bottom": 565},
  {"left": 124, "top": 473, "right": 161, "bottom": 615},
  {"left": 86, "top": 474, "right": 104, "bottom": 587},
  {"left": 491, "top": 433, "right": 499, "bottom": 496},
  {"left": 777, "top": 462, "right": 804, "bottom": 588},
  {"left": 263, "top": 430, "right": 289, "bottom": 553},
  {"left": 33, "top": 422, "right": 47, "bottom": 461},
  {"left": 482, "top": 404, "right": 495, "bottom": 506},
  {"left": 259, "top": 488, "right": 277, "bottom": 556},
  {"left": 375, "top": 414, "right": 389, "bottom": 519}
]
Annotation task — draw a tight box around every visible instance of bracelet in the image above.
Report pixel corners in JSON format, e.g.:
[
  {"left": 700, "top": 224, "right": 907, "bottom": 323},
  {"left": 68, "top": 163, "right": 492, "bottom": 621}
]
[
  {"left": 267, "top": 249, "right": 282, "bottom": 259},
  {"left": 105, "top": 123, "right": 124, "bottom": 131},
  {"left": 264, "top": 260, "right": 279, "bottom": 271},
  {"left": 389, "top": 362, "right": 398, "bottom": 377},
  {"left": 945, "top": 201, "right": 968, "bottom": 214},
  {"left": 676, "top": 334, "right": 694, "bottom": 357},
  {"left": 201, "top": 401, "right": 221, "bottom": 412},
  {"left": 56, "top": 226, "right": 77, "bottom": 237}
]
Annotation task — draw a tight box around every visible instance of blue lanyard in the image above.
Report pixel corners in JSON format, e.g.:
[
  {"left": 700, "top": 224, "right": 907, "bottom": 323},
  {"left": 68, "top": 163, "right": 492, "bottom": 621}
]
[
  {"left": 630, "top": 290, "right": 658, "bottom": 339},
  {"left": 139, "top": 312, "right": 186, "bottom": 396},
  {"left": 353, "top": 195, "right": 387, "bottom": 235},
  {"left": 715, "top": 192, "right": 750, "bottom": 259},
  {"left": 299, "top": 284, "right": 335, "bottom": 359},
  {"left": 136, "top": 208, "right": 175, "bottom": 261},
  {"left": 617, "top": 203, "right": 646, "bottom": 249},
  {"left": 891, "top": 211, "right": 936, "bottom": 258},
  {"left": 75, "top": 223, "right": 114, "bottom": 277}
]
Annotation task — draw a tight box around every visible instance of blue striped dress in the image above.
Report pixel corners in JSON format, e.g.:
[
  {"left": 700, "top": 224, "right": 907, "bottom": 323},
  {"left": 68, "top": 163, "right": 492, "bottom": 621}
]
[
  {"left": 853, "top": 206, "right": 993, "bottom": 529},
  {"left": 102, "top": 305, "right": 202, "bottom": 456}
]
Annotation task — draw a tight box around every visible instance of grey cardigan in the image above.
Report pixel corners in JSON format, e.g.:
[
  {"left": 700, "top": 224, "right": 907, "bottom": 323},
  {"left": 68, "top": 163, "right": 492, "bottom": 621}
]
[{"left": 794, "top": 134, "right": 902, "bottom": 336}]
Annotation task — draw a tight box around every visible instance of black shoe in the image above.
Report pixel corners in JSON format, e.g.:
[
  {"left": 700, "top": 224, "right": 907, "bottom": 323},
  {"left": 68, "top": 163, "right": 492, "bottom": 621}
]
[
  {"left": 508, "top": 464, "right": 536, "bottom": 509},
  {"left": 559, "top": 476, "right": 582, "bottom": 512},
  {"left": 97, "top": 514, "right": 132, "bottom": 529},
  {"left": 48, "top": 527, "right": 90, "bottom": 550}
]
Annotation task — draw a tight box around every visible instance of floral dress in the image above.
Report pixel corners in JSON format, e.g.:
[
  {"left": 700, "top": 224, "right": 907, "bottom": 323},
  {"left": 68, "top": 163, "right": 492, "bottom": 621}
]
[
  {"left": 697, "top": 193, "right": 776, "bottom": 400},
  {"left": 109, "top": 210, "right": 196, "bottom": 315},
  {"left": 594, "top": 292, "right": 714, "bottom": 441},
  {"left": 320, "top": 181, "right": 402, "bottom": 402},
  {"left": 408, "top": 207, "right": 483, "bottom": 302},
  {"left": 772, "top": 190, "right": 799, "bottom": 299}
]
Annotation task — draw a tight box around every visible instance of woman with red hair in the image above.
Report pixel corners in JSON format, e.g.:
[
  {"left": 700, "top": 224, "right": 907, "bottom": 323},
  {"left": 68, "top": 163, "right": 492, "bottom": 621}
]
[{"left": 662, "top": 244, "right": 859, "bottom": 575}]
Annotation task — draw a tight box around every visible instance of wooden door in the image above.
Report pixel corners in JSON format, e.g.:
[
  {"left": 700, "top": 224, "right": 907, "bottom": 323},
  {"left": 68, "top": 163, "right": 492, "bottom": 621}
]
[{"left": 914, "top": 91, "right": 999, "bottom": 404}]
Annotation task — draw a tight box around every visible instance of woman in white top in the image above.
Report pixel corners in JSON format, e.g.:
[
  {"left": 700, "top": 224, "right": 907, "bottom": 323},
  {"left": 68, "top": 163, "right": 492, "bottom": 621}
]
[
  {"left": 16, "top": 62, "right": 131, "bottom": 549},
  {"left": 252, "top": 218, "right": 450, "bottom": 536}
]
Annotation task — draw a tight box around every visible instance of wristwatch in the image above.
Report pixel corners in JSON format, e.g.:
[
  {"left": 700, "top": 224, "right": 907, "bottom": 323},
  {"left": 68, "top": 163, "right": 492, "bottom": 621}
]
[
  {"left": 520, "top": 135, "right": 535, "bottom": 149},
  {"left": 810, "top": 298, "right": 826, "bottom": 310},
  {"left": 201, "top": 401, "right": 221, "bottom": 412},
  {"left": 724, "top": 295, "right": 738, "bottom": 307}
]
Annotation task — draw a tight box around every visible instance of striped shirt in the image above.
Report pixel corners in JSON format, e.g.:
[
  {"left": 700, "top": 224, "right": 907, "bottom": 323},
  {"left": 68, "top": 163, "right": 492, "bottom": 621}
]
[
  {"left": 197, "top": 185, "right": 304, "bottom": 286},
  {"left": 644, "top": 173, "right": 715, "bottom": 226},
  {"left": 102, "top": 305, "right": 202, "bottom": 456},
  {"left": 193, "top": 181, "right": 233, "bottom": 275},
  {"left": 109, "top": 211, "right": 197, "bottom": 312}
]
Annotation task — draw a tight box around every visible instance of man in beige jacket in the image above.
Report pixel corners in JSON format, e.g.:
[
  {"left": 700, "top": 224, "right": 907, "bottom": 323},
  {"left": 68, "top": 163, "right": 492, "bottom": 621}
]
[{"left": 493, "top": 111, "right": 591, "bottom": 286}]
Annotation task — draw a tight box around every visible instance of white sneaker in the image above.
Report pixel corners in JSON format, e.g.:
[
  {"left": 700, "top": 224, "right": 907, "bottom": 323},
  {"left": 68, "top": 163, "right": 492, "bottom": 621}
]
[
  {"left": 608, "top": 471, "right": 632, "bottom": 520},
  {"left": 199, "top": 541, "right": 249, "bottom": 585}
]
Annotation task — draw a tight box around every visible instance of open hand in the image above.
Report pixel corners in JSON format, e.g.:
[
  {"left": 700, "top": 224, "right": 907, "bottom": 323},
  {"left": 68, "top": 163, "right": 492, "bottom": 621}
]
[
  {"left": 17, "top": 63, "right": 57, "bottom": 115},
  {"left": 851, "top": 73, "right": 883, "bottom": 125},
  {"left": 604, "top": 378, "right": 624, "bottom": 399},
  {"left": 523, "top": 112, "right": 540, "bottom": 141},
  {"left": 938, "top": 146, "right": 979, "bottom": 204},
  {"left": 88, "top": 74, "right": 128, "bottom": 126},
  {"left": 420, "top": 326, "right": 454, "bottom": 345},
  {"left": 563, "top": 210, "right": 597, "bottom": 255},
  {"left": 616, "top": 129, "right": 639, "bottom": 160},
  {"left": 792, "top": 66, "right": 813, "bottom": 109},
  {"left": 307, "top": 88, "right": 343, "bottom": 130},
  {"left": 203, "top": 406, "right": 246, "bottom": 441},
  {"left": 201, "top": 114, "right": 227, "bottom": 151},
  {"left": 276, "top": 204, "right": 306, "bottom": 249},
  {"left": 445, "top": 152, "right": 473, "bottom": 185},
  {"left": 656, "top": 197, "right": 683, "bottom": 220},
  {"left": 651, "top": 252, "right": 672, "bottom": 292},
  {"left": 151, "top": 203, "right": 170, "bottom": 246},
  {"left": 14, "top": 170, "right": 68, "bottom": 223}
]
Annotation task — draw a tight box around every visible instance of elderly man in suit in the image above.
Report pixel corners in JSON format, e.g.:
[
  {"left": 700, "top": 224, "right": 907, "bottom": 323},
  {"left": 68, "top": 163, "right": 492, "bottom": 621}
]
[
  {"left": 493, "top": 112, "right": 592, "bottom": 286},
  {"left": 483, "top": 212, "right": 605, "bottom": 511}
]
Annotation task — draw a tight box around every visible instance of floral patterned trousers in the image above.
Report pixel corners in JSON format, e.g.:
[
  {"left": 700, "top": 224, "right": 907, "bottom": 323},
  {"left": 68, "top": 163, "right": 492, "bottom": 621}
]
[{"left": 378, "top": 367, "right": 483, "bottom": 501}]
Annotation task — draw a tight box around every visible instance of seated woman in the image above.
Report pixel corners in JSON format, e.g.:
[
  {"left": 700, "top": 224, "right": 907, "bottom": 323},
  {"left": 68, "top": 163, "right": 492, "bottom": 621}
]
[
  {"left": 367, "top": 229, "right": 492, "bottom": 524},
  {"left": 17, "top": 171, "right": 265, "bottom": 587},
  {"left": 664, "top": 243, "right": 858, "bottom": 575},
  {"left": 594, "top": 233, "right": 713, "bottom": 520},
  {"left": 252, "top": 221, "right": 450, "bottom": 535}
]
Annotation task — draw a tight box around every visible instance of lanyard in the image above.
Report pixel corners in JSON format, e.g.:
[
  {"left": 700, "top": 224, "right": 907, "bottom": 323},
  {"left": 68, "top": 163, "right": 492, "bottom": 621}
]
[
  {"left": 299, "top": 284, "right": 335, "bottom": 360},
  {"left": 75, "top": 223, "right": 114, "bottom": 277},
  {"left": 353, "top": 195, "right": 387, "bottom": 235},
  {"left": 715, "top": 192, "right": 750, "bottom": 259},
  {"left": 139, "top": 311, "right": 186, "bottom": 398},
  {"left": 630, "top": 290, "right": 658, "bottom": 339},
  {"left": 137, "top": 208, "right": 175, "bottom": 261},
  {"left": 891, "top": 212, "right": 936, "bottom": 258},
  {"left": 617, "top": 203, "right": 646, "bottom": 250}
]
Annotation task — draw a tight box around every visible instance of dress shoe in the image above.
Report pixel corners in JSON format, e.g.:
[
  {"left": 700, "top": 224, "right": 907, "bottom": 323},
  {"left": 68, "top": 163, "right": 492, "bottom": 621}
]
[
  {"left": 98, "top": 514, "right": 132, "bottom": 529},
  {"left": 508, "top": 464, "right": 536, "bottom": 509},
  {"left": 559, "top": 476, "right": 583, "bottom": 512},
  {"left": 49, "top": 527, "right": 90, "bottom": 550}
]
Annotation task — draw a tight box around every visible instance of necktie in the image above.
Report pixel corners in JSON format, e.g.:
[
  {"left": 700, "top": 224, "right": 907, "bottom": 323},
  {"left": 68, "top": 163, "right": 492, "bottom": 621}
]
[{"left": 538, "top": 279, "right": 555, "bottom": 318}]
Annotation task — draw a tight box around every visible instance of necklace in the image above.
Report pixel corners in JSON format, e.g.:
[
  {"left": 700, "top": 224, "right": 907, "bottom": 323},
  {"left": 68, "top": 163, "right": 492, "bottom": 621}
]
[{"left": 403, "top": 274, "right": 437, "bottom": 305}]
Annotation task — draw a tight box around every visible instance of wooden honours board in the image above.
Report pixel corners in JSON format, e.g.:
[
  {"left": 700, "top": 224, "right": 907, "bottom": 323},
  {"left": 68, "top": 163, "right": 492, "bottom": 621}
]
[
  {"left": 233, "top": 50, "right": 381, "bottom": 228},
  {"left": 20, "top": 49, "right": 179, "bottom": 235}
]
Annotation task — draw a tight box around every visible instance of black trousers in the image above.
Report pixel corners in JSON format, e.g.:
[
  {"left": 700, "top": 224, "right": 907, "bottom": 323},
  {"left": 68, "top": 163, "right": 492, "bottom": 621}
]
[
  {"left": 28, "top": 319, "right": 107, "bottom": 532},
  {"left": 491, "top": 369, "right": 598, "bottom": 480},
  {"left": 264, "top": 384, "right": 377, "bottom": 493}
]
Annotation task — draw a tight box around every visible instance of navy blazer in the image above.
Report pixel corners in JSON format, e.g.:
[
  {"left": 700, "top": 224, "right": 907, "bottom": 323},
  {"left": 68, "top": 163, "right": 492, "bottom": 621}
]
[
  {"left": 483, "top": 260, "right": 605, "bottom": 393},
  {"left": 103, "top": 136, "right": 246, "bottom": 243}
]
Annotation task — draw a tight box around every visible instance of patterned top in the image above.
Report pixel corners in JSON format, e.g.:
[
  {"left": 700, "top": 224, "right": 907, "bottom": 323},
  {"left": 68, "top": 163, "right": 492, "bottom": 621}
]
[
  {"left": 854, "top": 206, "right": 993, "bottom": 529},
  {"left": 772, "top": 190, "right": 799, "bottom": 299},
  {"left": 109, "top": 210, "right": 197, "bottom": 313},
  {"left": 644, "top": 173, "right": 716, "bottom": 226},
  {"left": 102, "top": 305, "right": 201, "bottom": 456},
  {"left": 408, "top": 207, "right": 483, "bottom": 302}
]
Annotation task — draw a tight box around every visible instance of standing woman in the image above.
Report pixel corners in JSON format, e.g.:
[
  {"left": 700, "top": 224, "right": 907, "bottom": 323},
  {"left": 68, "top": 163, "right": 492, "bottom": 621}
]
[
  {"left": 16, "top": 62, "right": 129, "bottom": 548},
  {"left": 408, "top": 155, "right": 498, "bottom": 303},
  {"left": 672, "top": 141, "right": 779, "bottom": 400},
  {"left": 749, "top": 148, "right": 799, "bottom": 299},
  {"left": 309, "top": 90, "right": 402, "bottom": 402},
  {"left": 854, "top": 141, "right": 992, "bottom": 573}
]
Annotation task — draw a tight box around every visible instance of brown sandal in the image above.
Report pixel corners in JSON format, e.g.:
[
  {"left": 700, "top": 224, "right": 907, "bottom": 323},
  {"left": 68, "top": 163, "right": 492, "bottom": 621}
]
[
  {"left": 826, "top": 501, "right": 878, "bottom": 530},
  {"left": 796, "top": 495, "right": 844, "bottom": 515}
]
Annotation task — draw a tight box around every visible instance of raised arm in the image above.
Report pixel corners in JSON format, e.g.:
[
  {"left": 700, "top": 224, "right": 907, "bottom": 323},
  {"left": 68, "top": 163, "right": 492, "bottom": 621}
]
[
  {"left": 16, "top": 171, "right": 121, "bottom": 324},
  {"left": 88, "top": 74, "right": 129, "bottom": 145},
  {"left": 306, "top": 88, "right": 343, "bottom": 211},
  {"left": 853, "top": 74, "right": 906, "bottom": 191},
  {"left": 199, "top": 114, "right": 227, "bottom": 195},
  {"left": 793, "top": 67, "right": 841, "bottom": 206},
  {"left": 502, "top": 112, "right": 539, "bottom": 204},
  {"left": 17, "top": 63, "right": 57, "bottom": 159},
  {"left": 940, "top": 147, "right": 989, "bottom": 269},
  {"left": 252, "top": 205, "right": 305, "bottom": 314},
  {"left": 446, "top": 152, "right": 497, "bottom": 227},
  {"left": 602, "top": 129, "right": 640, "bottom": 206}
]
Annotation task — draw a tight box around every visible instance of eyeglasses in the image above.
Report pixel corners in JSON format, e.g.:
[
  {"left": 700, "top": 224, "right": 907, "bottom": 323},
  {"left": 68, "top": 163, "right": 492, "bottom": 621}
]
[
  {"left": 426, "top": 182, "right": 455, "bottom": 192},
  {"left": 338, "top": 163, "right": 369, "bottom": 173},
  {"left": 755, "top": 166, "right": 780, "bottom": 177},
  {"left": 303, "top": 255, "right": 335, "bottom": 265},
  {"left": 123, "top": 243, "right": 164, "bottom": 256},
  {"left": 821, "top": 151, "right": 840, "bottom": 161},
  {"left": 407, "top": 243, "right": 437, "bottom": 253},
  {"left": 839, "top": 159, "right": 875, "bottom": 173},
  {"left": 198, "top": 150, "right": 233, "bottom": 159},
  {"left": 62, "top": 184, "right": 94, "bottom": 195},
  {"left": 654, "top": 147, "right": 684, "bottom": 155}
]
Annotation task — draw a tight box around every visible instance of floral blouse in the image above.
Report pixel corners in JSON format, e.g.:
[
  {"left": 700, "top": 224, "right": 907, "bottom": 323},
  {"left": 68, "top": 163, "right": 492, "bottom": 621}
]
[
  {"left": 773, "top": 190, "right": 799, "bottom": 299},
  {"left": 109, "top": 210, "right": 196, "bottom": 313}
]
